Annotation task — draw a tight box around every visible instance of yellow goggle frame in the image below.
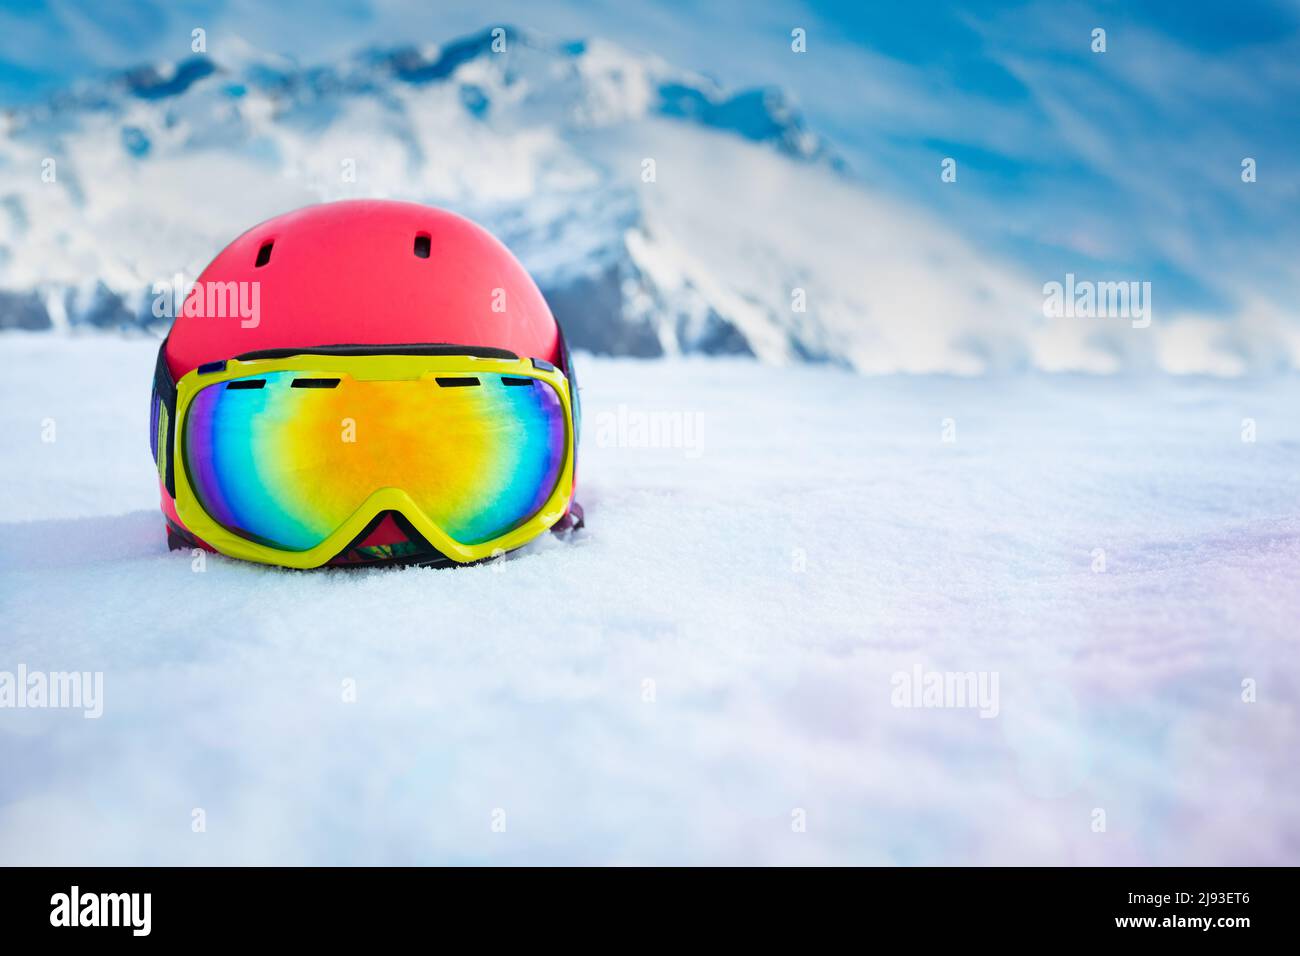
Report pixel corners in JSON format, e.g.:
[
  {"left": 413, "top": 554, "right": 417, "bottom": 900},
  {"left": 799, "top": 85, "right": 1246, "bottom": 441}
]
[{"left": 169, "top": 352, "right": 576, "bottom": 569}]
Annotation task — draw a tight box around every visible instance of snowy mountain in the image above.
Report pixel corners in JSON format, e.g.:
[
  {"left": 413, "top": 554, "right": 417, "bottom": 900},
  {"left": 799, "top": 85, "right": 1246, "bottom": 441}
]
[
  {"left": 17, "top": 23, "right": 1279, "bottom": 377},
  {"left": 0, "top": 25, "right": 1072, "bottom": 373}
]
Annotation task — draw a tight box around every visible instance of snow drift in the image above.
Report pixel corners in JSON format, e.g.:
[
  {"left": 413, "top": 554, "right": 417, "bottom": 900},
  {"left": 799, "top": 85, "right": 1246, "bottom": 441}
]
[{"left": 1, "top": 335, "right": 1298, "bottom": 864}]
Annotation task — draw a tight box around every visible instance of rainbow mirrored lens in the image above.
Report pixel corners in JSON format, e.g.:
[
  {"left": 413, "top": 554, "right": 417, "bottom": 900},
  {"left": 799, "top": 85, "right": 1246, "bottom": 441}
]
[{"left": 183, "top": 370, "right": 567, "bottom": 551}]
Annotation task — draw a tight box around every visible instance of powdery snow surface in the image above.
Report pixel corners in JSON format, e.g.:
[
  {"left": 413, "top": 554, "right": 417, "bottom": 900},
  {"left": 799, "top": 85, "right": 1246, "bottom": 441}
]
[{"left": 1, "top": 335, "right": 1298, "bottom": 864}]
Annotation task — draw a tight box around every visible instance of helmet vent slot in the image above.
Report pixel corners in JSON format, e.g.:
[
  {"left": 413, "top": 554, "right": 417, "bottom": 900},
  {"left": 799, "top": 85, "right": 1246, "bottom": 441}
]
[
  {"left": 501, "top": 377, "right": 533, "bottom": 387},
  {"left": 436, "top": 376, "right": 480, "bottom": 388},
  {"left": 413, "top": 233, "right": 431, "bottom": 258},
  {"left": 226, "top": 379, "right": 267, "bottom": 390},
  {"left": 255, "top": 241, "right": 274, "bottom": 267}
]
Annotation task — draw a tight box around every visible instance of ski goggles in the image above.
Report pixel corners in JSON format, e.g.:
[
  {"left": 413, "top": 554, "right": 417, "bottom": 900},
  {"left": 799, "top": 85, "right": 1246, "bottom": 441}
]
[{"left": 151, "top": 344, "right": 577, "bottom": 568}]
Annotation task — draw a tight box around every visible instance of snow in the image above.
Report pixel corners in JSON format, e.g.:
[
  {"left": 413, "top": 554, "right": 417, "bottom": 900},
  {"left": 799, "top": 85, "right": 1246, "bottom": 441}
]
[{"left": 2, "top": 334, "right": 1298, "bottom": 864}]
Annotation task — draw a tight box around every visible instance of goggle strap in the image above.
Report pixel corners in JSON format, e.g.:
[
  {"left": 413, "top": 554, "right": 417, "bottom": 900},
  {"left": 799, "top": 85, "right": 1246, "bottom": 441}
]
[
  {"left": 554, "top": 498, "right": 585, "bottom": 533},
  {"left": 556, "top": 320, "right": 581, "bottom": 465},
  {"left": 152, "top": 337, "right": 178, "bottom": 497},
  {"left": 232, "top": 343, "right": 520, "bottom": 362}
]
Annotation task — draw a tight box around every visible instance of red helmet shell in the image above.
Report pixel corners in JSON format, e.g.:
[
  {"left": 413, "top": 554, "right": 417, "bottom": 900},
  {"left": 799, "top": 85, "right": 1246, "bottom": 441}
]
[{"left": 165, "top": 199, "right": 560, "bottom": 379}]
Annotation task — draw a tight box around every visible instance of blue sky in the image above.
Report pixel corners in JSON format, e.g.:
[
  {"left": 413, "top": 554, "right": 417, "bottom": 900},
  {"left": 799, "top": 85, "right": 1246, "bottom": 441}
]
[{"left": 2, "top": 0, "right": 1297, "bottom": 323}]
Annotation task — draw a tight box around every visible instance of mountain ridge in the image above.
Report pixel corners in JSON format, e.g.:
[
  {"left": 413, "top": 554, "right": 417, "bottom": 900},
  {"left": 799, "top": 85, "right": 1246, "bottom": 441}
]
[{"left": 0, "top": 25, "right": 855, "bottom": 364}]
